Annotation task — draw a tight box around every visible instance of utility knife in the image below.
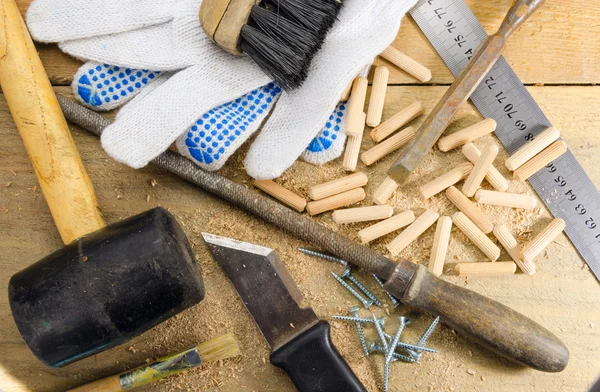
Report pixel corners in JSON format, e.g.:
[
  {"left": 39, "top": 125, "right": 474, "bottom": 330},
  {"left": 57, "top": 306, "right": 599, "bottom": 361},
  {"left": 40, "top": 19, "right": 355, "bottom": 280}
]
[{"left": 202, "top": 233, "right": 366, "bottom": 392}]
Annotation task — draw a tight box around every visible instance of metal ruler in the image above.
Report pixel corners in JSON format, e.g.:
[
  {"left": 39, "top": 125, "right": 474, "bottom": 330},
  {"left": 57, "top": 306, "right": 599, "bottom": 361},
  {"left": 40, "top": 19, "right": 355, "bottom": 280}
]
[{"left": 410, "top": 0, "right": 600, "bottom": 280}]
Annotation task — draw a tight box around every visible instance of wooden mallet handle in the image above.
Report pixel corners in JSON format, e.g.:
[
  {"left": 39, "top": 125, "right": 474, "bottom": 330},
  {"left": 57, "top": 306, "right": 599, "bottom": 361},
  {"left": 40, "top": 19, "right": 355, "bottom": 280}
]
[{"left": 0, "top": 0, "right": 105, "bottom": 244}]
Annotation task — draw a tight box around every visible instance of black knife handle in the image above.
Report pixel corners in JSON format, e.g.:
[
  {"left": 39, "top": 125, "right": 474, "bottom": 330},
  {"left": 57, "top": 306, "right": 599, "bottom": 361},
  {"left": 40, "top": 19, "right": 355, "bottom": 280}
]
[{"left": 270, "top": 321, "right": 366, "bottom": 392}]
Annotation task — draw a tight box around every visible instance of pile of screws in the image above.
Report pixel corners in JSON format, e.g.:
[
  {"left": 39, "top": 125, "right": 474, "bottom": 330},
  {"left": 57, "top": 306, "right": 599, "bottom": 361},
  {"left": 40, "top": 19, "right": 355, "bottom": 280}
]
[{"left": 334, "top": 310, "right": 440, "bottom": 392}]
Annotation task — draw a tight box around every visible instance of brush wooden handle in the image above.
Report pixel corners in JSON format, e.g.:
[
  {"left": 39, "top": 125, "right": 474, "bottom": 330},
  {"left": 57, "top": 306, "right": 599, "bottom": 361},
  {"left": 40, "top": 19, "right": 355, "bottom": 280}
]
[
  {"left": 0, "top": 0, "right": 105, "bottom": 244},
  {"left": 200, "top": 0, "right": 255, "bottom": 55}
]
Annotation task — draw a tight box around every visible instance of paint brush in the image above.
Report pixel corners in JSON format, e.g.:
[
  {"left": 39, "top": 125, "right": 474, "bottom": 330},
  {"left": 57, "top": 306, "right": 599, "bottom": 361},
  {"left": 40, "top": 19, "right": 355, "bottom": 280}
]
[{"left": 67, "top": 334, "right": 240, "bottom": 392}]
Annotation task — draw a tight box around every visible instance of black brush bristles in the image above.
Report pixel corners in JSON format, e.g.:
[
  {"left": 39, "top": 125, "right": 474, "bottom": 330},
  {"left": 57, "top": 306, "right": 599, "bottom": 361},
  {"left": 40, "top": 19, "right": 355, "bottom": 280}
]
[{"left": 239, "top": 0, "right": 343, "bottom": 90}]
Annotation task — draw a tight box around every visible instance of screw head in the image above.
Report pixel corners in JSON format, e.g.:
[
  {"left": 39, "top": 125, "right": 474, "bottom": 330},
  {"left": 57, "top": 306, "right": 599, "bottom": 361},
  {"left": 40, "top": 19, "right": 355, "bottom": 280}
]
[
  {"left": 349, "top": 306, "right": 360, "bottom": 316},
  {"left": 341, "top": 267, "right": 352, "bottom": 278},
  {"left": 398, "top": 316, "right": 410, "bottom": 326}
]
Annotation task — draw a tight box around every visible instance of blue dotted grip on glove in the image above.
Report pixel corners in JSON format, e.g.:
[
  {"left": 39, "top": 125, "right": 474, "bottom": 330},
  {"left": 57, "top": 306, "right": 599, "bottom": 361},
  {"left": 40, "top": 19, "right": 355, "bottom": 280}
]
[
  {"left": 74, "top": 62, "right": 161, "bottom": 111},
  {"left": 301, "top": 101, "right": 348, "bottom": 165}
]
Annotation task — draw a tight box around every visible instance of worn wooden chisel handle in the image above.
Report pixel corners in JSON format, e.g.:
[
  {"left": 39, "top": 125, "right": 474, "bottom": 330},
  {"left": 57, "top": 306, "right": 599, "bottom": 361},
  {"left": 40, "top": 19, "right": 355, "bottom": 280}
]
[
  {"left": 0, "top": 0, "right": 105, "bottom": 244},
  {"left": 388, "top": 0, "right": 546, "bottom": 184},
  {"left": 57, "top": 96, "right": 568, "bottom": 373}
]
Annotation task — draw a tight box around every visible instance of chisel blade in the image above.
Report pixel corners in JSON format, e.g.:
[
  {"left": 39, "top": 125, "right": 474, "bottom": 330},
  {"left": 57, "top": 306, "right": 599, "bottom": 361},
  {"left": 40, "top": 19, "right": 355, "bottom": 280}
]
[{"left": 202, "top": 233, "right": 319, "bottom": 351}]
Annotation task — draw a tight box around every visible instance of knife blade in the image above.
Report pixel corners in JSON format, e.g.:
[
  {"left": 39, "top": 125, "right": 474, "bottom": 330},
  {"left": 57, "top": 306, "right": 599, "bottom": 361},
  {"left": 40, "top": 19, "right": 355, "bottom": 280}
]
[{"left": 202, "top": 233, "right": 366, "bottom": 392}]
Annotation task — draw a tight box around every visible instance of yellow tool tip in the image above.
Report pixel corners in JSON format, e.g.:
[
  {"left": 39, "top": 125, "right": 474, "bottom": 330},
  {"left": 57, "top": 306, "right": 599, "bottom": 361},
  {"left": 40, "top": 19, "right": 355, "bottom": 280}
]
[{"left": 197, "top": 333, "right": 241, "bottom": 363}]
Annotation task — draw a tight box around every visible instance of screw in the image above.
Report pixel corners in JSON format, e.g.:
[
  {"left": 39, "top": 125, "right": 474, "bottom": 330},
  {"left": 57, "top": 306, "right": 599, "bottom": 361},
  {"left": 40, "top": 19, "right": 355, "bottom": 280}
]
[
  {"left": 348, "top": 307, "right": 369, "bottom": 357},
  {"left": 370, "top": 343, "right": 417, "bottom": 363},
  {"left": 331, "top": 315, "right": 385, "bottom": 325},
  {"left": 298, "top": 248, "right": 347, "bottom": 266},
  {"left": 331, "top": 272, "right": 374, "bottom": 308},
  {"left": 394, "top": 341, "right": 437, "bottom": 353},
  {"left": 417, "top": 316, "right": 440, "bottom": 347},
  {"left": 372, "top": 314, "right": 389, "bottom": 351},
  {"left": 342, "top": 268, "right": 383, "bottom": 307},
  {"left": 372, "top": 274, "right": 401, "bottom": 308},
  {"left": 383, "top": 360, "right": 390, "bottom": 392},
  {"left": 385, "top": 317, "right": 409, "bottom": 364}
]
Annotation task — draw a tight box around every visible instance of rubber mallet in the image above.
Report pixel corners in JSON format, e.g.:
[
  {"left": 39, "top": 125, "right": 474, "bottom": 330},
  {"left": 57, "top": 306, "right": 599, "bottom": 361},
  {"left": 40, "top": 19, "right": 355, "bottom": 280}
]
[{"left": 0, "top": 0, "right": 204, "bottom": 368}]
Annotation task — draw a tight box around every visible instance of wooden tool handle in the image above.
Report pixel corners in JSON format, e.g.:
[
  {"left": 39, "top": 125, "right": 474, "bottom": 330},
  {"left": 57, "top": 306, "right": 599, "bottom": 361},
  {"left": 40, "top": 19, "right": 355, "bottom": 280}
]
[
  {"left": 68, "top": 376, "right": 123, "bottom": 392},
  {"left": 199, "top": 0, "right": 255, "bottom": 55},
  {"left": 0, "top": 0, "right": 105, "bottom": 244},
  {"left": 396, "top": 265, "right": 569, "bottom": 372},
  {"left": 497, "top": 0, "right": 546, "bottom": 39}
]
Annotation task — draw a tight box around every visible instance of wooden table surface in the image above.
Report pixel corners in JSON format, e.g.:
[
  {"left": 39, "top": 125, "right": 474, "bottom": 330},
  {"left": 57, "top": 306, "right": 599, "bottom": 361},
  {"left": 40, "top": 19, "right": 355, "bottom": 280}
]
[{"left": 1, "top": 1, "right": 600, "bottom": 391}]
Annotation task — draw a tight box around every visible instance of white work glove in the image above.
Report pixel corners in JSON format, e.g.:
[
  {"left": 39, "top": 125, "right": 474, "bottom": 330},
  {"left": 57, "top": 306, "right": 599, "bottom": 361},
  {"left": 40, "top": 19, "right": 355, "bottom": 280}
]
[{"left": 27, "top": 0, "right": 417, "bottom": 179}]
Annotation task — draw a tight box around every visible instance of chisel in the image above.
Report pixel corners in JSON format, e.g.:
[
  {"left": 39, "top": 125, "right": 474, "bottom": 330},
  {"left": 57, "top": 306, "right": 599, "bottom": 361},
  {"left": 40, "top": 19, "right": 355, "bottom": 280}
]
[{"left": 202, "top": 233, "right": 366, "bottom": 392}]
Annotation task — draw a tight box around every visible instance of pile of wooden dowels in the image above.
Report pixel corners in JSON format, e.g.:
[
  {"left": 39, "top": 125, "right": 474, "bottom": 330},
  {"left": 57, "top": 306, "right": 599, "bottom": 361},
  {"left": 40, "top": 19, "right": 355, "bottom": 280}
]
[{"left": 250, "top": 45, "right": 568, "bottom": 277}]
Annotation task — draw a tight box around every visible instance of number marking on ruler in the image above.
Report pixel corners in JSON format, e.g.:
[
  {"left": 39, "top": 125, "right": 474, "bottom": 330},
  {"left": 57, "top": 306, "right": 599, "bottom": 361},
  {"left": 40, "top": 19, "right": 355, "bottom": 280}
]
[{"left": 410, "top": 0, "right": 600, "bottom": 280}]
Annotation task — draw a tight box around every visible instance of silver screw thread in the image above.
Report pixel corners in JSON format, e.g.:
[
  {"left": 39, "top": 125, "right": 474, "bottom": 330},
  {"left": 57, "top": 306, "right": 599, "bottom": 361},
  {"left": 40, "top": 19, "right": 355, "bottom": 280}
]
[
  {"left": 371, "top": 344, "right": 417, "bottom": 363},
  {"left": 372, "top": 274, "right": 400, "bottom": 308},
  {"left": 395, "top": 341, "right": 437, "bottom": 353},
  {"left": 331, "top": 272, "right": 372, "bottom": 308},
  {"left": 349, "top": 307, "right": 369, "bottom": 357},
  {"left": 298, "top": 248, "right": 347, "bottom": 266},
  {"left": 332, "top": 315, "right": 384, "bottom": 325},
  {"left": 383, "top": 360, "right": 390, "bottom": 392},
  {"left": 417, "top": 316, "right": 440, "bottom": 346},
  {"left": 372, "top": 314, "right": 389, "bottom": 351},
  {"left": 385, "top": 318, "right": 408, "bottom": 364},
  {"left": 343, "top": 269, "right": 383, "bottom": 307}
]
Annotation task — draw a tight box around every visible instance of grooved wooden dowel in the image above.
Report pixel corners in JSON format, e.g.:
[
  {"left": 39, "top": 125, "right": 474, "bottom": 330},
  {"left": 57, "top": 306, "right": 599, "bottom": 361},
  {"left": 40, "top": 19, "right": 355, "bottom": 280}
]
[
  {"left": 373, "top": 176, "right": 398, "bottom": 205},
  {"left": 475, "top": 190, "right": 537, "bottom": 210},
  {"left": 333, "top": 205, "right": 394, "bottom": 224},
  {"left": 345, "top": 77, "right": 368, "bottom": 137},
  {"left": 358, "top": 210, "right": 415, "bottom": 244},
  {"left": 366, "top": 66, "right": 390, "bottom": 127},
  {"left": 306, "top": 188, "right": 366, "bottom": 216},
  {"left": 522, "top": 218, "right": 566, "bottom": 263},
  {"left": 437, "top": 118, "right": 497, "bottom": 152},
  {"left": 340, "top": 80, "right": 353, "bottom": 102},
  {"left": 253, "top": 180, "right": 306, "bottom": 212},
  {"left": 429, "top": 216, "right": 453, "bottom": 277},
  {"left": 419, "top": 162, "right": 473, "bottom": 200},
  {"left": 505, "top": 127, "right": 561, "bottom": 171},
  {"left": 361, "top": 127, "right": 415, "bottom": 166},
  {"left": 380, "top": 46, "right": 432, "bottom": 83},
  {"left": 513, "top": 141, "right": 568, "bottom": 182},
  {"left": 370, "top": 101, "right": 423, "bottom": 143},
  {"left": 308, "top": 172, "right": 368, "bottom": 201},
  {"left": 387, "top": 209, "right": 439, "bottom": 256},
  {"left": 343, "top": 112, "right": 366, "bottom": 172},
  {"left": 461, "top": 143, "right": 509, "bottom": 192},
  {"left": 455, "top": 262, "right": 517, "bottom": 276},
  {"left": 446, "top": 186, "right": 493, "bottom": 234},
  {"left": 462, "top": 141, "right": 499, "bottom": 197},
  {"left": 452, "top": 212, "right": 500, "bottom": 262},
  {"left": 493, "top": 224, "right": 535, "bottom": 275}
]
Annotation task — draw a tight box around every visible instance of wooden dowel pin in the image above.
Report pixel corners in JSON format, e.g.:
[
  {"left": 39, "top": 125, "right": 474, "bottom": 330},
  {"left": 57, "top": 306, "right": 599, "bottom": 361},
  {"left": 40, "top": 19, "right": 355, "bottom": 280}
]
[
  {"left": 345, "top": 77, "right": 368, "bottom": 137},
  {"left": 373, "top": 176, "right": 398, "bottom": 205},
  {"left": 452, "top": 212, "right": 500, "bottom": 262},
  {"left": 366, "top": 66, "right": 389, "bottom": 127},
  {"left": 306, "top": 188, "right": 366, "bottom": 216},
  {"left": 455, "top": 262, "right": 517, "bottom": 276},
  {"left": 332, "top": 205, "right": 394, "bottom": 224},
  {"left": 462, "top": 143, "right": 509, "bottom": 192},
  {"left": 513, "top": 141, "right": 568, "bottom": 182},
  {"left": 308, "top": 172, "right": 368, "bottom": 201},
  {"left": 493, "top": 224, "right": 535, "bottom": 275},
  {"left": 429, "top": 216, "right": 452, "bottom": 277},
  {"left": 505, "top": 127, "right": 560, "bottom": 171},
  {"left": 361, "top": 127, "right": 415, "bottom": 166},
  {"left": 358, "top": 210, "right": 415, "bottom": 244},
  {"left": 387, "top": 209, "right": 439, "bottom": 256},
  {"left": 343, "top": 112, "right": 366, "bottom": 172},
  {"left": 253, "top": 180, "right": 307, "bottom": 212},
  {"left": 462, "top": 141, "right": 499, "bottom": 197},
  {"left": 370, "top": 101, "right": 423, "bottom": 143},
  {"left": 475, "top": 190, "right": 537, "bottom": 210},
  {"left": 419, "top": 162, "right": 473, "bottom": 200},
  {"left": 446, "top": 186, "right": 493, "bottom": 234},
  {"left": 437, "top": 118, "right": 497, "bottom": 152},
  {"left": 522, "top": 218, "right": 566, "bottom": 263},
  {"left": 380, "top": 46, "right": 432, "bottom": 83}
]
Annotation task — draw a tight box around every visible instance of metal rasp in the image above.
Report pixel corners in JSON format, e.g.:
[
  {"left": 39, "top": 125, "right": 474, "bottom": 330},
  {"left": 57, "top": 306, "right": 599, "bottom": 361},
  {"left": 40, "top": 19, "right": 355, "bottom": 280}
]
[
  {"left": 57, "top": 96, "right": 568, "bottom": 372},
  {"left": 202, "top": 233, "right": 366, "bottom": 392},
  {"left": 388, "top": 0, "right": 546, "bottom": 184}
]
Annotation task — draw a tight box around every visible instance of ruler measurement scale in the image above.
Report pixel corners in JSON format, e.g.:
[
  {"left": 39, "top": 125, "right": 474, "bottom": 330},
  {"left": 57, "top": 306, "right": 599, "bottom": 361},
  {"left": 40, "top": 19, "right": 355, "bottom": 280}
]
[{"left": 410, "top": 0, "right": 600, "bottom": 280}]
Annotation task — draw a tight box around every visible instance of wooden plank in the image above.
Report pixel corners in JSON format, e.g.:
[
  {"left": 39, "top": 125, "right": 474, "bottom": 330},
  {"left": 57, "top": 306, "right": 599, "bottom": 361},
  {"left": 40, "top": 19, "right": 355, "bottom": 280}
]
[
  {"left": 14, "top": 0, "right": 600, "bottom": 85},
  {"left": 0, "top": 86, "right": 599, "bottom": 391}
]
